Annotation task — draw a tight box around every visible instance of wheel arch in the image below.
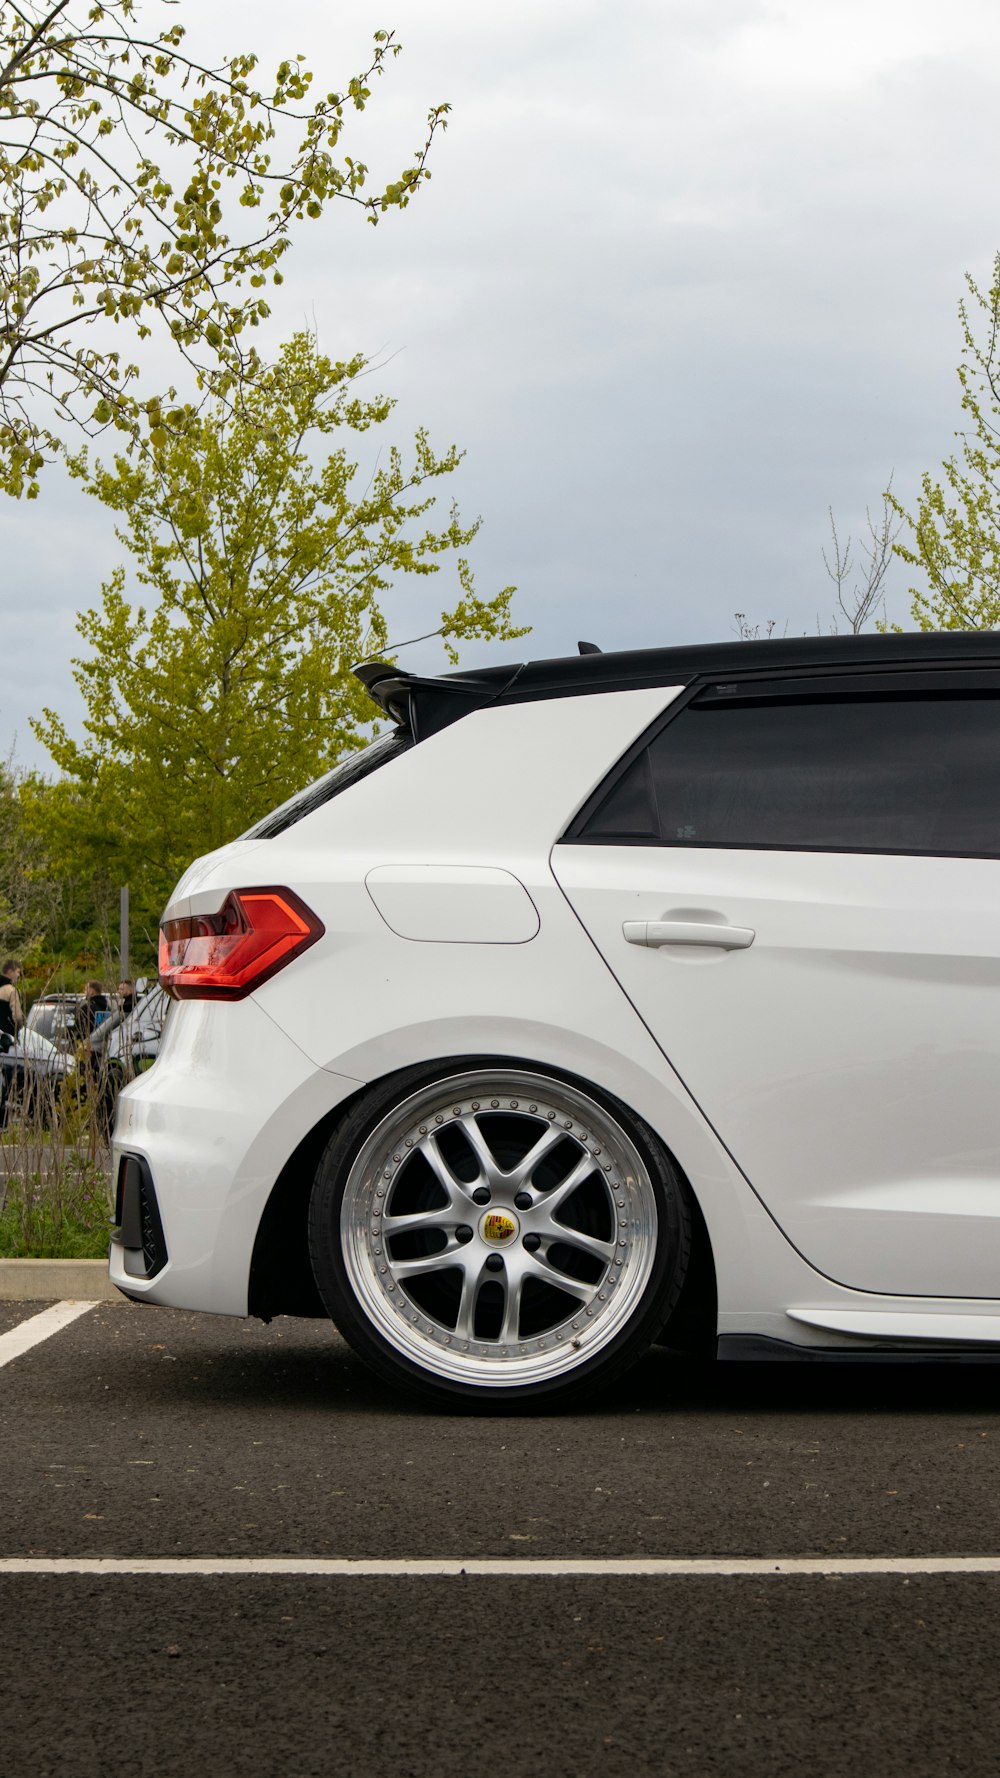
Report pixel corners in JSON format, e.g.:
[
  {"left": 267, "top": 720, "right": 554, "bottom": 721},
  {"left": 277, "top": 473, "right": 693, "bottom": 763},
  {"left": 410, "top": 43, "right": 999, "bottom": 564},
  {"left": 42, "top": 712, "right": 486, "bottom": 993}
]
[{"left": 248, "top": 1050, "right": 717, "bottom": 1350}]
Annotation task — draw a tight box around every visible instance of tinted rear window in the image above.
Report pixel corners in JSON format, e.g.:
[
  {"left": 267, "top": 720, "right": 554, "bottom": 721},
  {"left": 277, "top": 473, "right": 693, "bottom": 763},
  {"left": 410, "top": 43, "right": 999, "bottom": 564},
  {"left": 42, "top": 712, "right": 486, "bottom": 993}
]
[
  {"left": 576, "top": 690, "right": 1000, "bottom": 856},
  {"left": 242, "top": 729, "right": 412, "bottom": 839}
]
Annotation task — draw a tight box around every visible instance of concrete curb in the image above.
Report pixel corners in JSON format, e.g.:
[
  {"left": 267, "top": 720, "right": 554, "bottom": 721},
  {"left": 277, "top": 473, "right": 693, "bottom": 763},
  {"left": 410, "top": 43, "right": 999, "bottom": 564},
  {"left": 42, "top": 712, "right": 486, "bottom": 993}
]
[{"left": 0, "top": 1259, "right": 119, "bottom": 1302}]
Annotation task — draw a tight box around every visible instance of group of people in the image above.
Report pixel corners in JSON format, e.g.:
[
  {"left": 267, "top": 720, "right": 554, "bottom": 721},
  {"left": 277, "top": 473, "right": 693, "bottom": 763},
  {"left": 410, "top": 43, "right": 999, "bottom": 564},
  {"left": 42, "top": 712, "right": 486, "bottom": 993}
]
[
  {"left": 75, "top": 977, "right": 137, "bottom": 1039},
  {"left": 0, "top": 961, "right": 138, "bottom": 1052}
]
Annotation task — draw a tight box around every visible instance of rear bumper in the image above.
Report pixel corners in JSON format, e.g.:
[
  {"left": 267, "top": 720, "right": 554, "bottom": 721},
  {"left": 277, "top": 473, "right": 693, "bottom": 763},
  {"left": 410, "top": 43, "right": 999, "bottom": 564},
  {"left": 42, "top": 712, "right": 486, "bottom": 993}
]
[{"left": 108, "top": 996, "right": 362, "bottom": 1315}]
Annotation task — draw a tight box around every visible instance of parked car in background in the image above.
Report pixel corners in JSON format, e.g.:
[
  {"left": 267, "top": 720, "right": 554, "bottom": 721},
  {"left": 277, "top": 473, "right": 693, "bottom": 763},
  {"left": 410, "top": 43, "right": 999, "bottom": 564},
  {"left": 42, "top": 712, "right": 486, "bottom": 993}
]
[
  {"left": 27, "top": 980, "right": 168, "bottom": 1076},
  {"left": 25, "top": 992, "right": 82, "bottom": 1052},
  {"left": 88, "top": 982, "right": 170, "bottom": 1085},
  {"left": 0, "top": 1025, "right": 76, "bottom": 1126},
  {"left": 20, "top": 981, "right": 169, "bottom": 1132}
]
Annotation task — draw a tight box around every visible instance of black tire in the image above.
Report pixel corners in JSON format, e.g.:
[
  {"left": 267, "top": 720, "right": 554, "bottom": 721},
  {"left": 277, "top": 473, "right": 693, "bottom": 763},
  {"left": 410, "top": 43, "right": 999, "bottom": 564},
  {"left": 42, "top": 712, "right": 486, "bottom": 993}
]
[{"left": 308, "top": 1058, "right": 692, "bottom": 1409}]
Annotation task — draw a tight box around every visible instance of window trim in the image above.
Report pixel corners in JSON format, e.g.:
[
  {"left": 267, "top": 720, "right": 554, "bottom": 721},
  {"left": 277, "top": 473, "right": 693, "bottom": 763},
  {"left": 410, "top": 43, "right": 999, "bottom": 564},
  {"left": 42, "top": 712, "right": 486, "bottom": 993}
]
[{"left": 559, "top": 667, "right": 1000, "bottom": 860}]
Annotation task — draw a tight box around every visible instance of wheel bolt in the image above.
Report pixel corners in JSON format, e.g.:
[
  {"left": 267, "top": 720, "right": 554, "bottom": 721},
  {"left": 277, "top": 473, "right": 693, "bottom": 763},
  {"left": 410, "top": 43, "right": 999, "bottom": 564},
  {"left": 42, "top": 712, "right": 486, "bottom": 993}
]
[
  {"left": 485, "top": 1253, "right": 504, "bottom": 1271},
  {"left": 513, "top": 1191, "right": 532, "bottom": 1210},
  {"left": 472, "top": 1186, "right": 491, "bottom": 1205},
  {"left": 522, "top": 1233, "right": 541, "bottom": 1253},
  {"left": 455, "top": 1225, "right": 474, "bottom": 1244}
]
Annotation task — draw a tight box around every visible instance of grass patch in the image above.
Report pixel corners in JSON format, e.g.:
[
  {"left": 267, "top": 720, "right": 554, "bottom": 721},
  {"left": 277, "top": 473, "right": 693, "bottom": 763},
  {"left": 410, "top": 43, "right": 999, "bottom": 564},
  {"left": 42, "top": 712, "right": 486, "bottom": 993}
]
[
  {"left": 0, "top": 1069, "right": 114, "bottom": 1259},
  {"left": 0, "top": 1159, "right": 111, "bottom": 1258}
]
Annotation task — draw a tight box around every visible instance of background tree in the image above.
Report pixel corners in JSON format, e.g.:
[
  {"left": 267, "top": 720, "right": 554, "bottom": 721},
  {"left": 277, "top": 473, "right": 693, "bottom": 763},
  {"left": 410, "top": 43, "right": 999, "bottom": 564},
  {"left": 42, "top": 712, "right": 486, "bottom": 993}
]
[
  {"left": 890, "top": 253, "right": 1000, "bottom": 629},
  {"left": 18, "top": 769, "right": 129, "bottom": 974},
  {"left": 822, "top": 484, "right": 900, "bottom": 633},
  {"left": 0, "top": 1, "right": 446, "bottom": 495},
  {"left": 732, "top": 483, "right": 899, "bottom": 642},
  {"left": 32, "top": 330, "right": 524, "bottom": 928},
  {"left": 0, "top": 758, "right": 59, "bottom": 960}
]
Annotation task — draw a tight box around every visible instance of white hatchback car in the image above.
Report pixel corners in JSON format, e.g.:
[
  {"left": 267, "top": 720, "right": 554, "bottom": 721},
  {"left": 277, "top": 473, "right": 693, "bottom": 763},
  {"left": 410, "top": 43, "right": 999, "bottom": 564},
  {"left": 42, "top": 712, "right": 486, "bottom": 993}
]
[{"left": 111, "top": 633, "right": 1000, "bottom": 1405}]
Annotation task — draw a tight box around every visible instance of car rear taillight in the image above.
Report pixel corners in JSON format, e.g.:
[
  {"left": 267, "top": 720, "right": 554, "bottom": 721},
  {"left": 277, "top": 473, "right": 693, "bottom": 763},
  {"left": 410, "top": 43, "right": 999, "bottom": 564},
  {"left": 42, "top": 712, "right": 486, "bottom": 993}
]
[{"left": 158, "top": 887, "right": 324, "bottom": 1000}]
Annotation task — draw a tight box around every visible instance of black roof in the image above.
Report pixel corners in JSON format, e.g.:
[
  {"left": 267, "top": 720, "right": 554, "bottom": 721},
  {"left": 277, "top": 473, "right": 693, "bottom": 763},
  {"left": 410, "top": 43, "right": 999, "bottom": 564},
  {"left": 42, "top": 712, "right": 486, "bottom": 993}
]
[{"left": 355, "top": 632, "right": 1000, "bottom": 739}]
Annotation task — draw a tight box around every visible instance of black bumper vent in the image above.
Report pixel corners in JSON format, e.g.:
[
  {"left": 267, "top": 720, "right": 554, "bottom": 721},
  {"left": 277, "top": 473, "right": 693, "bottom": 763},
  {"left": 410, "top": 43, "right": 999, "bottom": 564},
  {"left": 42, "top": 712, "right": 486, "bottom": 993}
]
[{"left": 113, "top": 1155, "right": 168, "bottom": 1278}]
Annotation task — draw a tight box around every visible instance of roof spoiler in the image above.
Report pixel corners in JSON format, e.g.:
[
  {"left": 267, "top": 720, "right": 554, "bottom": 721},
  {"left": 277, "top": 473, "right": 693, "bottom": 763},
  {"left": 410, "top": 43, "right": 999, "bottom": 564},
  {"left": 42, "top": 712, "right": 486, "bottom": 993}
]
[{"left": 353, "top": 659, "right": 523, "bottom": 741}]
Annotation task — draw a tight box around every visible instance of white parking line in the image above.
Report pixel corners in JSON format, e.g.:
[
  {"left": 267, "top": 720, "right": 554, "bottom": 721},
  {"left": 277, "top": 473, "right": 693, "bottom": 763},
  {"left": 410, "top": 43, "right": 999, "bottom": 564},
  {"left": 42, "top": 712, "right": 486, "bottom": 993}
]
[
  {"left": 0, "top": 1301, "right": 96, "bottom": 1370},
  {"left": 1, "top": 1556, "right": 999, "bottom": 1577}
]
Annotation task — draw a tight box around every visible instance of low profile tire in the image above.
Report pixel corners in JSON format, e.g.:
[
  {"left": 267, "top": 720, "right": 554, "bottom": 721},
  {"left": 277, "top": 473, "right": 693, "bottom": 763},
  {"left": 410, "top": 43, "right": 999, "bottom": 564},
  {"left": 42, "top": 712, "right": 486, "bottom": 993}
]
[{"left": 307, "top": 1061, "right": 692, "bottom": 1408}]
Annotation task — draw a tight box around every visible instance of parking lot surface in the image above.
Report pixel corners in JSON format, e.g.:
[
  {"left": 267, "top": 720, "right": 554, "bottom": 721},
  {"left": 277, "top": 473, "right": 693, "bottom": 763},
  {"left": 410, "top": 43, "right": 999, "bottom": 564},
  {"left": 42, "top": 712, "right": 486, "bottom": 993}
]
[{"left": 2, "top": 1299, "right": 999, "bottom": 1775}]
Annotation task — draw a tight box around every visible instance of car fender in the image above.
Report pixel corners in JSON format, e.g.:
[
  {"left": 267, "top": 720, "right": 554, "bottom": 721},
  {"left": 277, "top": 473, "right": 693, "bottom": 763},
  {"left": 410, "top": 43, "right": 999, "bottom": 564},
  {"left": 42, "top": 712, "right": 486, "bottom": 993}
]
[{"left": 310, "top": 1005, "right": 794, "bottom": 1329}]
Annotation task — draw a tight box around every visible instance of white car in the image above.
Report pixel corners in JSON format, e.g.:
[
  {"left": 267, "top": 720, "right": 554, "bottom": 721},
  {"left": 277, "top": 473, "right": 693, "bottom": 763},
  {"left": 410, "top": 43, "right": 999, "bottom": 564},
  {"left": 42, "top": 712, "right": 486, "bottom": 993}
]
[
  {"left": 0, "top": 1024, "right": 75, "bottom": 1124},
  {"left": 90, "top": 981, "right": 170, "bottom": 1079},
  {"left": 111, "top": 633, "right": 1000, "bottom": 1405},
  {"left": 27, "top": 981, "right": 168, "bottom": 1074}
]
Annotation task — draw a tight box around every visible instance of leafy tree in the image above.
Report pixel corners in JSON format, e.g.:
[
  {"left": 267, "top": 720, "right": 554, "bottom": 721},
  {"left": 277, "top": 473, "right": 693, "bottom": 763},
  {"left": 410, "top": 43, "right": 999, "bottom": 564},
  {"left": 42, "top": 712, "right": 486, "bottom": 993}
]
[
  {"left": 18, "top": 770, "right": 128, "bottom": 969},
  {"left": 0, "top": 759, "right": 61, "bottom": 960},
  {"left": 32, "top": 331, "right": 524, "bottom": 919},
  {"left": 0, "top": 2, "right": 446, "bottom": 495},
  {"left": 890, "top": 254, "right": 1000, "bottom": 629}
]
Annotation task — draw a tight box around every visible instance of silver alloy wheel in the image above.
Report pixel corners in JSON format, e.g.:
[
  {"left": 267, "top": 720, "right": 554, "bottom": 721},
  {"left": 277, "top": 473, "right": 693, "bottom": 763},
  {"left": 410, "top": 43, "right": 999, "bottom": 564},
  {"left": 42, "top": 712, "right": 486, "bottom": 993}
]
[{"left": 339, "top": 1069, "right": 660, "bottom": 1388}]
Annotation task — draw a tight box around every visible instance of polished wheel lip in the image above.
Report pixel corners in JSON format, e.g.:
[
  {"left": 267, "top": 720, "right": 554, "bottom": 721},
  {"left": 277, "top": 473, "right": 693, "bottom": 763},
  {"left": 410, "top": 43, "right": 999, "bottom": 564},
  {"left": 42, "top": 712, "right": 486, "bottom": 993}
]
[{"left": 339, "top": 1069, "right": 659, "bottom": 1389}]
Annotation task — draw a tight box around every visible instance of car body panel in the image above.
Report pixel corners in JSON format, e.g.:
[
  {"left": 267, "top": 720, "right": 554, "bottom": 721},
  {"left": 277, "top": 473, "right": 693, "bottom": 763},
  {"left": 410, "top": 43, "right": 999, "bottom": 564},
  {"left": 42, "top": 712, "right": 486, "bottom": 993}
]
[
  {"left": 111, "top": 995, "right": 363, "bottom": 1313},
  {"left": 552, "top": 844, "right": 1000, "bottom": 1299}
]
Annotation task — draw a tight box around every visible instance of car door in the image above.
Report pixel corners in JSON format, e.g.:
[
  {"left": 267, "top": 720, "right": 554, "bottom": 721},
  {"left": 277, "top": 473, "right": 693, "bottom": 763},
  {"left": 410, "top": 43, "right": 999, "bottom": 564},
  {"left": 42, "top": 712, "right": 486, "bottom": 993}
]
[{"left": 552, "top": 668, "right": 1000, "bottom": 1299}]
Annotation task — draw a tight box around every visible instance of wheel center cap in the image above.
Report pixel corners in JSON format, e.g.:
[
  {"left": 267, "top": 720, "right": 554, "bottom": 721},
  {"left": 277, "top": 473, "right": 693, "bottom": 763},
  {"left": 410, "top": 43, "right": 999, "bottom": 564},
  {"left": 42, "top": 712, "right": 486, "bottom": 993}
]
[{"left": 480, "top": 1208, "right": 519, "bottom": 1245}]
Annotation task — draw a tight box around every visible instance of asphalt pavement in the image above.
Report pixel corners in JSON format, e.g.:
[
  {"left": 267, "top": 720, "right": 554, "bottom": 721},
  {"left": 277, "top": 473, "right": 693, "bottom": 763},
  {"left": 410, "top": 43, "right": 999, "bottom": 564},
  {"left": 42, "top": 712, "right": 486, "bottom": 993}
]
[{"left": 2, "top": 1299, "right": 999, "bottom": 1776}]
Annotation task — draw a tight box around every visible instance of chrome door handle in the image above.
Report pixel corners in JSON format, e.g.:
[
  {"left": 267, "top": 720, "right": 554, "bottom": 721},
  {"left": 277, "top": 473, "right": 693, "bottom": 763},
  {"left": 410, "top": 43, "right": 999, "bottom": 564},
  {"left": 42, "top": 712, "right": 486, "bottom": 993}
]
[{"left": 622, "top": 920, "right": 755, "bottom": 950}]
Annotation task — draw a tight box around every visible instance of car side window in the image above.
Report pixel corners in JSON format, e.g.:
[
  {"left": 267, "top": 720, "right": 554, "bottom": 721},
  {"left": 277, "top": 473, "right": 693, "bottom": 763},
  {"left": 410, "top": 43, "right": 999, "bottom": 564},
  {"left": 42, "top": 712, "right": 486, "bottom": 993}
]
[
  {"left": 575, "top": 687, "right": 1000, "bottom": 856},
  {"left": 578, "top": 750, "right": 659, "bottom": 842}
]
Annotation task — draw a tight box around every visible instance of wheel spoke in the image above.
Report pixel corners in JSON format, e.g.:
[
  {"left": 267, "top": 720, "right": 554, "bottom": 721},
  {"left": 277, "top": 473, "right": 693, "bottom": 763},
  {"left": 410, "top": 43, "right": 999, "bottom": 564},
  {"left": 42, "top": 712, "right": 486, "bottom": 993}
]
[
  {"left": 499, "top": 1262, "right": 526, "bottom": 1344},
  {"left": 455, "top": 1114, "right": 500, "bottom": 1188},
  {"left": 382, "top": 1205, "right": 456, "bottom": 1236},
  {"left": 522, "top": 1250, "right": 594, "bottom": 1303},
  {"left": 417, "top": 1131, "right": 477, "bottom": 1203},
  {"left": 506, "top": 1123, "right": 567, "bottom": 1189},
  {"left": 529, "top": 1151, "right": 600, "bottom": 1215},
  {"left": 453, "top": 1254, "right": 489, "bottom": 1340},
  {"left": 532, "top": 1219, "right": 617, "bottom": 1266},
  {"left": 389, "top": 1245, "right": 464, "bottom": 1280}
]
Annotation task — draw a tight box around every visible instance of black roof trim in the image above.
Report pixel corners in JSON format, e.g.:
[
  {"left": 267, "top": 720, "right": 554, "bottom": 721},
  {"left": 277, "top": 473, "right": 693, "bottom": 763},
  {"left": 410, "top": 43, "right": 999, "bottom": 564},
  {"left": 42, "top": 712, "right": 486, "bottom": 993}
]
[{"left": 354, "top": 633, "right": 1000, "bottom": 735}]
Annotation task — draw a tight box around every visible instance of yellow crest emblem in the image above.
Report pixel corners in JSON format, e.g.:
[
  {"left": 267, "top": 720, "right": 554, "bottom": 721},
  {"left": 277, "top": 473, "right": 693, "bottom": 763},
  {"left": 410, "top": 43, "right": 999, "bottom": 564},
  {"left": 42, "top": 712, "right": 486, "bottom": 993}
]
[{"left": 482, "top": 1212, "right": 517, "bottom": 1244}]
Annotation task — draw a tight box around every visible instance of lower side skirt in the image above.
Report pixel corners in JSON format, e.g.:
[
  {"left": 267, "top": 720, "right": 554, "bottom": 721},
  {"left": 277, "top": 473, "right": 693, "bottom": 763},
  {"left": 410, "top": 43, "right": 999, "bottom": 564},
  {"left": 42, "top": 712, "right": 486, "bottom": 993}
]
[{"left": 717, "top": 1333, "right": 1000, "bottom": 1364}]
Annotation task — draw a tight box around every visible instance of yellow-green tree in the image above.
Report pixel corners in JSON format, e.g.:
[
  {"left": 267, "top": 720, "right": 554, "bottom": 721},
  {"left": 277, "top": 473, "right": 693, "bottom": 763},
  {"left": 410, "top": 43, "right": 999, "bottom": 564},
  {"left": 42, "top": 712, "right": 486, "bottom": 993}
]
[
  {"left": 32, "top": 332, "right": 524, "bottom": 919},
  {"left": 0, "top": 2, "right": 446, "bottom": 495},
  {"left": 0, "top": 761, "right": 59, "bottom": 960},
  {"left": 890, "top": 254, "right": 1000, "bottom": 629}
]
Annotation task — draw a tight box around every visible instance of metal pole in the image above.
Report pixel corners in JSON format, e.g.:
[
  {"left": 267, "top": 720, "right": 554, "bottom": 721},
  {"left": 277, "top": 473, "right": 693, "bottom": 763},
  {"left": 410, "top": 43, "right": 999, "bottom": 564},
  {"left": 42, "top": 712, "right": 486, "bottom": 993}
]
[{"left": 119, "top": 884, "right": 129, "bottom": 982}]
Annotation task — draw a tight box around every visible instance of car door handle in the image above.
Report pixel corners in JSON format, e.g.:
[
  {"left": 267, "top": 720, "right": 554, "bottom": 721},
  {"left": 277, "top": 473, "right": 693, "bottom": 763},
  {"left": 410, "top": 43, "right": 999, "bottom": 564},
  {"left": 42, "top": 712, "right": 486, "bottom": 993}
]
[{"left": 622, "top": 919, "right": 755, "bottom": 950}]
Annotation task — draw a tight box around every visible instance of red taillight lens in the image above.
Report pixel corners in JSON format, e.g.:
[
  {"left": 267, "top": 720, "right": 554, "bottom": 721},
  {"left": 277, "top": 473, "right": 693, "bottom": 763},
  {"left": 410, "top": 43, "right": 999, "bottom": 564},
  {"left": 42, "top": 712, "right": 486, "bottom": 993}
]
[{"left": 158, "top": 887, "right": 324, "bottom": 1000}]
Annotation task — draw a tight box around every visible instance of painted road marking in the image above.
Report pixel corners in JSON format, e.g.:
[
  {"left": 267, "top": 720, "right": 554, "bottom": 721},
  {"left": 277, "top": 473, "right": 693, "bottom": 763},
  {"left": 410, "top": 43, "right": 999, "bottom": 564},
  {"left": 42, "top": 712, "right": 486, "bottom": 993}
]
[
  {"left": 1, "top": 1556, "right": 1000, "bottom": 1577},
  {"left": 0, "top": 1301, "right": 96, "bottom": 1370}
]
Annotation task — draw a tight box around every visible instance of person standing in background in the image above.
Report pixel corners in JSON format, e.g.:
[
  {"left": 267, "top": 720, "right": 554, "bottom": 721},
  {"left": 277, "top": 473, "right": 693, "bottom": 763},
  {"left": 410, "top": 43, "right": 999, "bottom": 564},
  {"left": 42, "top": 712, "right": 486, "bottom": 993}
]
[
  {"left": 0, "top": 960, "right": 24, "bottom": 1052},
  {"left": 76, "top": 979, "right": 110, "bottom": 1040},
  {"left": 117, "top": 979, "right": 136, "bottom": 1018}
]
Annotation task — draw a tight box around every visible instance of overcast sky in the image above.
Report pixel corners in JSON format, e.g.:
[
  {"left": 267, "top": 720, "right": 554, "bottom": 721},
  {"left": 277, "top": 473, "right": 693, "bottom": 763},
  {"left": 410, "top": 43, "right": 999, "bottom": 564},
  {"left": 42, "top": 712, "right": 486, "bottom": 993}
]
[{"left": 5, "top": 0, "right": 1000, "bottom": 770}]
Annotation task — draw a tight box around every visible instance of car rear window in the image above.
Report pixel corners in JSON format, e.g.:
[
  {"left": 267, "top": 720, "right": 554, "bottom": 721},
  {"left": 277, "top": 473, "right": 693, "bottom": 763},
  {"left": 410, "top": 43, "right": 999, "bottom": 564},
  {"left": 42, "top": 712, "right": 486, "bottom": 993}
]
[{"left": 241, "top": 729, "right": 413, "bottom": 839}]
